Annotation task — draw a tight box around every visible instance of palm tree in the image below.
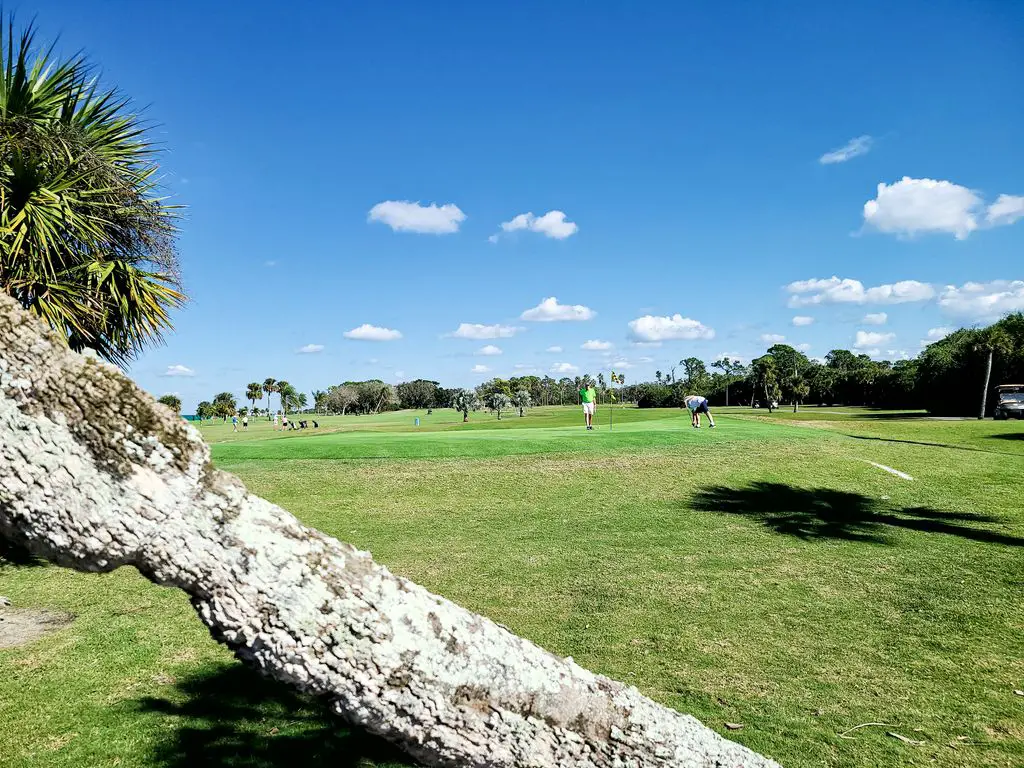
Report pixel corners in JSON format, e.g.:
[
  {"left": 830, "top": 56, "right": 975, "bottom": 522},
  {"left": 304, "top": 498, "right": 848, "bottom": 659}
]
[
  {"left": 511, "top": 389, "right": 532, "bottom": 417},
  {"left": 212, "top": 392, "right": 236, "bottom": 420},
  {"left": 276, "top": 381, "right": 294, "bottom": 414},
  {"left": 262, "top": 378, "right": 277, "bottom": 417},
  {"left": 246, "top": 382, "right": 262, "bottom": 416},
  {"left": 312, "top": 389, "right": 326, "bottom": 414},
  {"left": 488, "top": 392, "right": 512, "bottom": 420},
  {"left": 0, "top": 19, "right": 183, "bottom": 365},
  {"left": 157, "top": 394, "right": 181, "bottom": 414},
  {"left": 750, "top": 355, "right": 781, "bottom": 411},
  {"left": 713, "top": 357, "right": 744, "bottom": 406},
  {"left": 975, "top": 328, "right": 1013, "bottom": 419},
  {"left": 452, "top": 389, "right": 481, "bottom": 422}
]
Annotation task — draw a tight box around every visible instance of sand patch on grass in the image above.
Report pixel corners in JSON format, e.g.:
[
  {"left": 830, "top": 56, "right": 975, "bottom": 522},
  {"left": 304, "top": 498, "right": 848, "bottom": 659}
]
[{"left": 0, "top": 607, "right": 75, "bottom": 649}]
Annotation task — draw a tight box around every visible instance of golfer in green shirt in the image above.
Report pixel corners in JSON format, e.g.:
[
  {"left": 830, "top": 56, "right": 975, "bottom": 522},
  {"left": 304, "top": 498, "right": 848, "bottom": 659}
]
[{"left": 580, "top": 384, "right": 597, "bottom": 430}]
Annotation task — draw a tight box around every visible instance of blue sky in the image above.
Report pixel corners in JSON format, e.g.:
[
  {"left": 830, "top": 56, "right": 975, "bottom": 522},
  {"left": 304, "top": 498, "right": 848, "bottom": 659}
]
[{"left": 25, "top": 0, "right": 1024, "bottom": 410}]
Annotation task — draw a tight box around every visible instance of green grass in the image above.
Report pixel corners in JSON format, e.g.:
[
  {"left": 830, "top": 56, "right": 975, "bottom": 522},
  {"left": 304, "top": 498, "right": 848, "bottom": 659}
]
[{"left": 2, "top": 406, "right": 1023, "bottom": 767}]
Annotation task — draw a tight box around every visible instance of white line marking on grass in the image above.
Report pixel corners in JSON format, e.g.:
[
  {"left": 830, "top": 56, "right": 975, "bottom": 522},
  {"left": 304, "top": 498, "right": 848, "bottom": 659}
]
[{"left": 862, "top": 460, "right": 914, "bottom": 480}]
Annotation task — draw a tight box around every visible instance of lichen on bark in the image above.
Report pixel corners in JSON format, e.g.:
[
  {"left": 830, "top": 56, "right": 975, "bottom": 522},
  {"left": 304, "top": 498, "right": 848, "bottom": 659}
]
[{"left": 0, "top": 292, "right": 780, "bottom": 768}]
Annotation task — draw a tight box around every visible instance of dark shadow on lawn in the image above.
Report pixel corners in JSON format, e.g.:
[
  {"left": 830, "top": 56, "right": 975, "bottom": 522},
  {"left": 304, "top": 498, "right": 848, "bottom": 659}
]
[
  {"left": 848, "top": 411, "right": 930, "bottom": 420},
  {"left": 845, "top": 434, "right": 1020, "bottom": 457},
  {"left": 989, "top": 432, "right": 1024, "bottom": 441},
  {"left": 135, "top": 664, "right": 415, "bottom": 767},
  {"left": 0, "top": 534, "right": 45, "bottom": 567},
  {"left": 691, "top": 482, "right": 1024, "bottom": 547}
]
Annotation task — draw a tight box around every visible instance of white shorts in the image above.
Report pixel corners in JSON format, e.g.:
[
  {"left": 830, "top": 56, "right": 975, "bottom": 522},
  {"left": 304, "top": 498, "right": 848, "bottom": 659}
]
[{"left": 582, "top": 402, "right": 595, "bottom": 415}]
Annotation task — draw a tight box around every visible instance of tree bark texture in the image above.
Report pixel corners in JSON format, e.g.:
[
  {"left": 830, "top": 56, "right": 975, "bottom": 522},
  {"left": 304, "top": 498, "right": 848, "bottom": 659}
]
[
  {"left": 0, "top": 293, "right": 778, "bottom": 768},
  {"left": 979, "top": 349, "right": 993, "bottom": 419}
]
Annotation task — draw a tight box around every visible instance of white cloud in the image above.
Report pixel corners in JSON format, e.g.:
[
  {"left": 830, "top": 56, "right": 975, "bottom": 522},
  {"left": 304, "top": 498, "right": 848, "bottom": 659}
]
[
  {"left": 638, "top": 356, "right": 655, "bottom": 363},
  {"left": 628, "top": 314, "right": 715, "bottom": 342},
  {"left": 861, "top": 348, "right": 881, "bottom": 357},
  {"left": 819, "top": 135, "right": 872, "bottom": 164},
  {"left": 630, "top": 340, "right": 663, "bottom": 348},
  {"left": 545, "top": 345, "right": 563, "bottom": 353},
  {"left": 395, "top": 370, "right": 406, "bottom": 379},
  {"left": 477, "top": 344, "right": 503, "bottom": 356},
  {"left": 264, "top": 260, "right": 277, "bottom": 267},
  {"left": 368, "top": 200, "right": 465, "bottom": 234},
  {"left": 368, "top": 358, "right": 379, "bottom": 364},
  {"left": 344, "top": 324, "right": 403, "bottom": 341},
  {"left": 796, "top": 343, "right": 812, "bottom": 352},
  {"left": 550, "top": 362, "right": 579, "bottom": 374},
  {"left": 760, "top": 333, "right": 786, "bottom": 343},
  {"left": 986, "top": 194, "right": 1024, "bottom": 227},
  {"left": 791, "top": 316, "right": 814, "bottom": 326},
  {"left": 787, "top": 276, "right": 935, "bottom": 307},
  {"left": 863, "top": 312, "right": 888, "bottom": 325},
  {"left": 927, "top": 327, "right": 951, "bottom": 340},
  {"left": 863, "top": 177, "right": 984, "bottom": 239},
  {"left": 513, "top": 363, "right": 537, "bottom": 371},
  {"left": 581, "top": 339, "right": 613, "bottom": 350},
  {"left": 610, "top": 359, "right": 635, "bottom": 369},
  {"left": 471, "top": 364, "right": 491, "bottom": 374},
  {"left": 449, "top": 323, "right": 522, "bottom": 340},
  {"left": 886, "top": 350, "right": 911, "bottom": 360},
  {"left": 520, "top": 296, "right": 595, "bottom": 322},
  {"left": 297, "top": 343, "right": 324, "bottom": 354},
  {"left": 855, "top": 330, "right": 895, "bottom": 349},
  {"left": 937, "top": 280, "right": 1024, "bottom": 319},
  {"left": 162, "top": 364, "right": 195, "bottom": 377},
  {"left": 859, "top": 180, "right": 1024, "bottom": 238},
  {"left": 497, "top": 210, "right": 578, "bottom": 240}
]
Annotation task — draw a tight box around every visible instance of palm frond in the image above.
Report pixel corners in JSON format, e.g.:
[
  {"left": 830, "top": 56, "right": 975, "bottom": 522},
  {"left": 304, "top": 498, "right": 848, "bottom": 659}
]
[{"left": 0, "top": 14, "right": 183, "bottom": 364}]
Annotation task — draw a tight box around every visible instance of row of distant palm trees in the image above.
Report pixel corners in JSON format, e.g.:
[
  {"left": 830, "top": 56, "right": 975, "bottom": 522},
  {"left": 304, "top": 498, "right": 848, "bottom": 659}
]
[{"left": 252, "top": 378, "right": 304, "bottom": 417}]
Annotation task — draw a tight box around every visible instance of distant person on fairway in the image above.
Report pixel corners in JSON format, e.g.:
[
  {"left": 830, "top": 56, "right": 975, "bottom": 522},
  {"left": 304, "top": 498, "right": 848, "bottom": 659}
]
[
  {"left": 242, "top": 415, "right": 248, "bottom": 430},
  {"left": 580, "top": 383, "right": 597, "bottom": 430},
  {"left": 273, "top": 412, "right": 279, "bottom": 430},
  {"left": 684, "top": 395, "right": 715, "bottom": 429},
  {"left": 231, "top": 414, "right": 239, "bottom": 432}
]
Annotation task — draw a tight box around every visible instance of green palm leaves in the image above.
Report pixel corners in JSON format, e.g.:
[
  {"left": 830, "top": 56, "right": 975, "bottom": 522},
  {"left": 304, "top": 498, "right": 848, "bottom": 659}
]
[{"left": 0, "top": 18, "right": 182, "bottom": 365}]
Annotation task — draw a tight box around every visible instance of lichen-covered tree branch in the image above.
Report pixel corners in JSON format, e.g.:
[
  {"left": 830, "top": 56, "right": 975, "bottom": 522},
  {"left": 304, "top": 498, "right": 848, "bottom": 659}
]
[{"left": 0, "top": 293, "right": 779, "bottom": 767}]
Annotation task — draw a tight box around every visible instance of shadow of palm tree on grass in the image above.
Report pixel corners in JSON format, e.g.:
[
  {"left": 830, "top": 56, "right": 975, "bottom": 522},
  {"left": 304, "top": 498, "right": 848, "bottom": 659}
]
[
  {"left": 136, "top": 663, "right": 415, "bottom": 767},
  {"left": 0, "top": 534, "right": 45, "bottom": 567},
  {"left": 848, "top": 411, "right": 930, "bottom": 420},
  {"left": 989, "top": 432, "right": 1024, "bottom": 441},
  {"left": 845, "top": 434, "right": 1020, "bottom": 456},
  {"left": 691, "top": 482, "right": 1024, "bottom": 547}
]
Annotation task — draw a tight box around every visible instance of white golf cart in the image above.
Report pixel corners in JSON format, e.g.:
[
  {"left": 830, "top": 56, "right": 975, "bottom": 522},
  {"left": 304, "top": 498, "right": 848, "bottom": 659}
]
[{"left": 993, "top": 384, "right": 1024, "bottom": 420}]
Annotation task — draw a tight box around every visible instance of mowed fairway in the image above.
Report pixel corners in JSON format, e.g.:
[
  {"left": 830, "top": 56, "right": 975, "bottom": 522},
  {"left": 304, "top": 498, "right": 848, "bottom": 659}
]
[{"left": 2, "top": 406, "right": 1023, "bottom": 767}]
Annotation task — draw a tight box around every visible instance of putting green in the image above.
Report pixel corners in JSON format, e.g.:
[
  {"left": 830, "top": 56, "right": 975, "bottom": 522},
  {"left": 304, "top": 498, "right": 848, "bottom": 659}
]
[{"left": 210, "top": 414, "right": 813, "bottom": 461}]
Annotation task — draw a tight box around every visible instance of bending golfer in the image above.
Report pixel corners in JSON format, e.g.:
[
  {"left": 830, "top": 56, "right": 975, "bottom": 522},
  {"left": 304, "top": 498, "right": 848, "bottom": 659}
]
[
  {"left": 580, "top": 382, "right": 597, "bottom": 430},
  {"left": 684, "top": 394, "right": 715, "bottom": 428}
]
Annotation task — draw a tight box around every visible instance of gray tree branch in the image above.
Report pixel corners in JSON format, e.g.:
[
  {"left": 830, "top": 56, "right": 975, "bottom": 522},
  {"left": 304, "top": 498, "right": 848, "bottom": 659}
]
[{"left": 0, "top": 293, "right": 779, "bottom": 768}]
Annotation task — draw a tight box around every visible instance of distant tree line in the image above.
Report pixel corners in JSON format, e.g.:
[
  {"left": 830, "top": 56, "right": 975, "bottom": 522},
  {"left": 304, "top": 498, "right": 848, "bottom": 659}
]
[
  {"left": 627, "top": 313, "right": 1024, "bottom": 417},
  {"left": 191, "top": 314, "right": 1023, "bottom": 421}
]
